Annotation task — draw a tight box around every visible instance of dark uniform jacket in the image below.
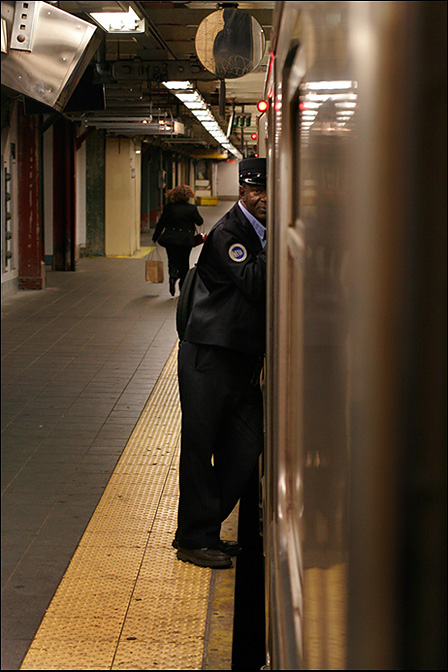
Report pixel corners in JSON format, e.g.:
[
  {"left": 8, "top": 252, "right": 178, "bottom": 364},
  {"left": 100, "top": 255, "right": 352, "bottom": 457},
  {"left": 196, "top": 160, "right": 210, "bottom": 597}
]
[
  {"left": 153, "top": 201, "right": 203, "bottom": 247},
  {"left": 184, "top": 202, "right": 266, "bottom": 356}
]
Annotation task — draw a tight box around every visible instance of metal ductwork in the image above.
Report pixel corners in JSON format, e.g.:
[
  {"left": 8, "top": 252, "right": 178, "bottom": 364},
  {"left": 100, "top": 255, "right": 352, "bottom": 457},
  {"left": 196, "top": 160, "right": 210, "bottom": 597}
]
[{"left": 1, "top": 1, "right": 102, "bottom": 112}]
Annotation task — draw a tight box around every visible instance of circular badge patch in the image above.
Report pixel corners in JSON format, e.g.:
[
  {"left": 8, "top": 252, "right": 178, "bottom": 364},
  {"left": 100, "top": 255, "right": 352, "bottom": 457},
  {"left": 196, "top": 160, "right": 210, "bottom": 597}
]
[{"left": 228, "top": 243, "right": 248, "bottom": 262}]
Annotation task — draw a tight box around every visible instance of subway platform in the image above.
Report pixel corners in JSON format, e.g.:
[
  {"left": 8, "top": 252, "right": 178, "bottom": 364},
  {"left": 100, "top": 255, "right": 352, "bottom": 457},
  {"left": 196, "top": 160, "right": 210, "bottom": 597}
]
[{"left": 1, "top": 202, "right": 238, "bottom": 671}]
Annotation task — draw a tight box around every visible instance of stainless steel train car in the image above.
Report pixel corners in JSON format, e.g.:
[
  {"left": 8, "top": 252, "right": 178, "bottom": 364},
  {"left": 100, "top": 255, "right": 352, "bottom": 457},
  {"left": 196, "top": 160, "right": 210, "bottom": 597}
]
[{"left": 261, "top": 2, "right": 446, "bottom": 669}]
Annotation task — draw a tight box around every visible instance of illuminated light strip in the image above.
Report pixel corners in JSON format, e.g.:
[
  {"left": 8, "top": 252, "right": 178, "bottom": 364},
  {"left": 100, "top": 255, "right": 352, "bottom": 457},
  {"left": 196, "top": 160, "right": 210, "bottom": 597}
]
[
  {"left": 303, "top": 80, "right": 357, "bottom": 90},
  {"left": 163, "top": 81, "right": 242, "bottom": 159},
  {"left": 305, "top": 93, "right": 358, "bottom": 102}
]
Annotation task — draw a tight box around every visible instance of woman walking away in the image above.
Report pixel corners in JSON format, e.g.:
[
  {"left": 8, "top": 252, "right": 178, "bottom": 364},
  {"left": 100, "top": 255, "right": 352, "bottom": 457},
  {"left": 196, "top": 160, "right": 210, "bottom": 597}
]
[{"left": 152, "top": 185, "right": 204, "bottom": 296}]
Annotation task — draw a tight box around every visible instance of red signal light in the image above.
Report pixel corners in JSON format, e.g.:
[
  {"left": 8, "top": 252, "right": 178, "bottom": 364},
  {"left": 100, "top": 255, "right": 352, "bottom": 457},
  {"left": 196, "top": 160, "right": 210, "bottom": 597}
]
[
  {"left": 257, "top": 99, "right": 268, "bottom": 113},
  {"left": 251, "top": 132, "right": 258, "bottom": 140}
]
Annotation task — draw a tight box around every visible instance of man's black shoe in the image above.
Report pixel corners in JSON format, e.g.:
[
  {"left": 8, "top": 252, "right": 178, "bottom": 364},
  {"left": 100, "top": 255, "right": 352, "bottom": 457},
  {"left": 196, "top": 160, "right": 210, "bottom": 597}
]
[
  {"left": 217, "top": 540, "right": 242, "bottom": 556},
  {"left": 172, "top": 538, "right": 242, "bottom": 556},
  {"left": 177, "top": 547, "right": 233, "bottom": 568}
]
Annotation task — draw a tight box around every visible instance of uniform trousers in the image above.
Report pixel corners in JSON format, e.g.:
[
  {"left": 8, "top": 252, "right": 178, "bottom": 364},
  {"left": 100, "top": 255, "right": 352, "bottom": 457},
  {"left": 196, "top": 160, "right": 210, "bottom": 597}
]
[{"left": 177, "top": 341, "right": 263, "bottom": 549}]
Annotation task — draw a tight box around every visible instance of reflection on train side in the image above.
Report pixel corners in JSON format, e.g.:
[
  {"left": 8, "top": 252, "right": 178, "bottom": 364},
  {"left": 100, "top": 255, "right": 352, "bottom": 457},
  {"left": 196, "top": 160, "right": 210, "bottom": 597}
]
[
  {"left": 299, "top": 80, "right": 356, "bottom": 670},
  {"left": 264, "top": 2, "right": 446, "bottom": 670}
]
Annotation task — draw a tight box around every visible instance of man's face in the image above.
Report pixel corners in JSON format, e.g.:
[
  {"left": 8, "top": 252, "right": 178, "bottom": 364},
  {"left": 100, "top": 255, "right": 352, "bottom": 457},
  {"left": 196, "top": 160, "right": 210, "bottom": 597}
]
[{"left": 240, "top": 183, "right": 267, "bottom": 224}]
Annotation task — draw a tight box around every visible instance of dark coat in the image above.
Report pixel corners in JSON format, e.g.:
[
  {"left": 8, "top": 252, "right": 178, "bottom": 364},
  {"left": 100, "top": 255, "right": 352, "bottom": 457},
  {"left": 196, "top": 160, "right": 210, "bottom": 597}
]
[
  {"left": 153, "top": 201, "right": 203, "bottom": 247},
  {"left": 184, "top": 202, "right": 266, "bottom": 355}
]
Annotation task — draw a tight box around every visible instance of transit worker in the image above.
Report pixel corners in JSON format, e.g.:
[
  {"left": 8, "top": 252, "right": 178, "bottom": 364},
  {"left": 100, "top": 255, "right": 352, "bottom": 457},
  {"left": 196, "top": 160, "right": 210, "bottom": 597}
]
[
  {"left": 152, "top": 185, "right": 204, "bottom": 296},
  {"left": 174, "top": 157, "right": 267, "bottom": 568}
]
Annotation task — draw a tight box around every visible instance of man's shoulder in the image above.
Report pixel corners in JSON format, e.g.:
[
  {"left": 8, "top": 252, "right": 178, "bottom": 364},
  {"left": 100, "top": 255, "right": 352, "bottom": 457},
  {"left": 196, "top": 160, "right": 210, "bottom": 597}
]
[
  {"left": 202, "top": 205, "right": 258, "bottom": 262},
  {"left": 214, "top": 202, "right": 245, "bottom": 231}
]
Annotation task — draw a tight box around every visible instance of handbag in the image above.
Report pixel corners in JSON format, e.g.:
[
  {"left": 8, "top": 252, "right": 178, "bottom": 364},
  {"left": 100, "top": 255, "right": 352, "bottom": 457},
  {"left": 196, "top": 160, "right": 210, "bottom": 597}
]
[
  {"left": 194, "top": 232, "right": 207, "bottom": 247},
  {"left": 145, "top": 246, "right": 164, "bottom": 283}
]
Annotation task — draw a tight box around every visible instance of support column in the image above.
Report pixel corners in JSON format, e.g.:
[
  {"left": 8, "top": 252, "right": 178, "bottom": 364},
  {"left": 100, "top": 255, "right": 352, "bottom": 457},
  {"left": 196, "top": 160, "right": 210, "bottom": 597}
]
[
  {"left": 149, "top": 147, "right": 162, "bottom": 227},
  {"left": 53, "top": 118, "right": 76, "bottom": 271},
  {"left": 141, "top": 149, "right": 150, "bottom": 233},
  {"left": 105, "top": 137, "right": 140, "bottom": 257},
  {"left": 17, "top": 106, "right": 44, "bottom": 290},
  {"left": 85, "top": 129, "right": 105, "bottom": 255}
]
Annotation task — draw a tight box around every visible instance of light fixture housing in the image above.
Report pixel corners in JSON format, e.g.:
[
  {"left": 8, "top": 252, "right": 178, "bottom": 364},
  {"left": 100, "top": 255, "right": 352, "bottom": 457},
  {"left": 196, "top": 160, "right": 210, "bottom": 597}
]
[
  {"left": 89, "top": 6, "right": 145, "bottom": 33},
  {"left": 163, "top": 81, "right": 242, "bottom": 159}
]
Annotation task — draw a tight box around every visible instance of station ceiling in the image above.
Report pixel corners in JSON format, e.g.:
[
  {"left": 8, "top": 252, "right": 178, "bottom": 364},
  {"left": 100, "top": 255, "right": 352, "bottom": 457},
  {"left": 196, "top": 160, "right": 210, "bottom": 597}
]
[{"left": 53, "top": 1, "right": 276, "bottom": 158}]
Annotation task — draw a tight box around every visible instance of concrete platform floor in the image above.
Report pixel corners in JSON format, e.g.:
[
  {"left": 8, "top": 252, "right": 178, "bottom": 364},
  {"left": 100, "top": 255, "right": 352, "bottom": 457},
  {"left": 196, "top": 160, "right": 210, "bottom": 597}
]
[{"left": 1, "top": 202, "right": 233, "bottom": 670}]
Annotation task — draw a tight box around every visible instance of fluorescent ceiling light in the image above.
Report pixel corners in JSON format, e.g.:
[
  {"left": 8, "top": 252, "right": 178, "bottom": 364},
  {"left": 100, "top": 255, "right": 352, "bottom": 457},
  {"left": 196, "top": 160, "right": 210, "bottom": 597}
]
[
  {"left": 184, "top": 101, "right": 208, "bottom": 110},
  {"left": 90, "top": 7, "right": 144, "bottom": 33},
  {"left": 176, "top": 92, "right": 203, "bottom": 103},
  {"left": 164, "top": 81, "right": 194, "bottom": 91},
  {"left": 163, "top": 81, "right": 242, "bottom": 159},
  {"left": 191, "top": 109, "right": 213, "bottom": 118},
  {"left": 193, "top": 114, "right": 213, "bottom": 122}
]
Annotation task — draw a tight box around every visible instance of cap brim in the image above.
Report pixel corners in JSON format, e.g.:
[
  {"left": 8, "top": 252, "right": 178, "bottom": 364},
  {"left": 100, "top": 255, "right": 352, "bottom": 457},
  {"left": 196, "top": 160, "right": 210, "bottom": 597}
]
[{"left": 240, "top": 175, "right": 266, "bottom": 186}]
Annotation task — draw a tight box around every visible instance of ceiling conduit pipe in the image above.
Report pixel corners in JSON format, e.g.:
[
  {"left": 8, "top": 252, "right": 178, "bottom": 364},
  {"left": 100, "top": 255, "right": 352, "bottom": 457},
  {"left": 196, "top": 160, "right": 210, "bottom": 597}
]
[{"left": 132, "top": 1, "right": 178, "bottom": 60}]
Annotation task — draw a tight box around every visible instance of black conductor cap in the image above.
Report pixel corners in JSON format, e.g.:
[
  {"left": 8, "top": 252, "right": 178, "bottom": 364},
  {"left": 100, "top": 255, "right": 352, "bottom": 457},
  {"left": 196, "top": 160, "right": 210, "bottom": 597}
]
[{"left": 239, "top": 157, "right": 267, "bottom": 186}]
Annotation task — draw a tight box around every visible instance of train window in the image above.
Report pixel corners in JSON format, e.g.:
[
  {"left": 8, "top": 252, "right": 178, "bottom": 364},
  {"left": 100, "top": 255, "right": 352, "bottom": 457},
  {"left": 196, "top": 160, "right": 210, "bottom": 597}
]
[
  {"left": 291, "top": 88, "right": 302, "bottom": 227},
  {"left": 285, "top": 246, "right": 303, "bottom": 521}
]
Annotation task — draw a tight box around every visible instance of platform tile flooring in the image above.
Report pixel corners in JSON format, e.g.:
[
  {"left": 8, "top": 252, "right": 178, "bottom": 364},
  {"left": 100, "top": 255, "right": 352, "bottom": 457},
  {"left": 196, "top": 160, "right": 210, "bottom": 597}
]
[{"left": 1, "top": 204, "right": 234, "bottom": 671}]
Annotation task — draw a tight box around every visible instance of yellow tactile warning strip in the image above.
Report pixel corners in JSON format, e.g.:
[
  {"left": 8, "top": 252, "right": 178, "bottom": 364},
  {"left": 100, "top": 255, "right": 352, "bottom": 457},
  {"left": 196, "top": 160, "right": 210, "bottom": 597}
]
[
  {"left": 107, "top": 245, "right": 155, "bottom": 259},
  {"left": 203, "top": 507, "right": 238, "bottom": 671},
  {"left": 20, "top": 346, "right": 236, "bottom": 671}
]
